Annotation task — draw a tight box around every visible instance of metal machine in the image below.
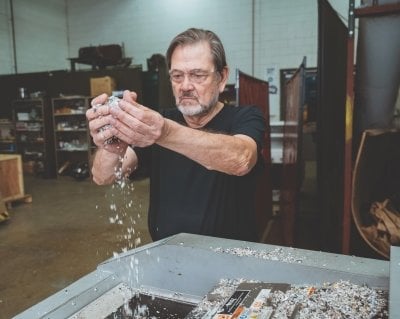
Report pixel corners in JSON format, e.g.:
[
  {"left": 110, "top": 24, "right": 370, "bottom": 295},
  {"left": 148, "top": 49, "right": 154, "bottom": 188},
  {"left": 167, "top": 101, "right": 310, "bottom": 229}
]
[{"left": 14, "top": 233, "right": 399, "bottom": 318}]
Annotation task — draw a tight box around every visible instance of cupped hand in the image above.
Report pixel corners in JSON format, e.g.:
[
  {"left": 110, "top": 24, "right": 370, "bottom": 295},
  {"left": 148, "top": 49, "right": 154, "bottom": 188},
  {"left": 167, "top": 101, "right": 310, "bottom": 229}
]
[
  {"left": 86, "top": 93, "right": 128, "bottom": 154},
  {"left": 108, "top": 91, "right": 168, "bottom": 147}
]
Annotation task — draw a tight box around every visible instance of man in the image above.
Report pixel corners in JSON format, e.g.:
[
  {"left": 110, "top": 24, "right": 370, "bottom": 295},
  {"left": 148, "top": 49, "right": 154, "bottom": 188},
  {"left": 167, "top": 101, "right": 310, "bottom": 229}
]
[{"left": 86, "top": 28, "right": 266, "bottom": 242}]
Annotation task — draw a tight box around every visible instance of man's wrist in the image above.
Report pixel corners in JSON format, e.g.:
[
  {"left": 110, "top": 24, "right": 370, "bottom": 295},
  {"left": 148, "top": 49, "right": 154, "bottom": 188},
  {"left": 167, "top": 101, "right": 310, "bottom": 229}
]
[{"left": 156, "top": 118, "right": 173, "bottom": 144}]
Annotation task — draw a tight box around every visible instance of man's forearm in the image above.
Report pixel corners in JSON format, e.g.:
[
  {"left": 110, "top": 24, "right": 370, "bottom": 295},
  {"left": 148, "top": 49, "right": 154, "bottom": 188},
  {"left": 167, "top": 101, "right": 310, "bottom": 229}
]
[
  {"left": 91, "top": 148, "right": 121, "bottom": 185},
  {"left": 157, "top": 119, "right": 257, "bottom": 176},
  {"left": 91, "top": 147, "right": 137, "bottom": 184}
]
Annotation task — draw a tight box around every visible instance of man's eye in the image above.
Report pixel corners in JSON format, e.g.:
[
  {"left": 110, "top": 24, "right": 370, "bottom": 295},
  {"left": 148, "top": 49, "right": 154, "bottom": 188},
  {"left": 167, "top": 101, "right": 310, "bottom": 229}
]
[
  {"left": 191, "top": 73, "right": 207, "bottom": 81},
  {"left": 192, "top": 74, "right": 204, "bottom": 79},
  {"left": 172, "top": 74, "right": 183, "bottom": 81}
]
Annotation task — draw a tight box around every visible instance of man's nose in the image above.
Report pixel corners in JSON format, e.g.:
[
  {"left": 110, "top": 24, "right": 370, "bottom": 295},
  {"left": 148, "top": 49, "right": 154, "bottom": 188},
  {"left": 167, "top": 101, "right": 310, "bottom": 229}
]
[{"left": 180, "top": 75, "right": 195, "bottom": 89}]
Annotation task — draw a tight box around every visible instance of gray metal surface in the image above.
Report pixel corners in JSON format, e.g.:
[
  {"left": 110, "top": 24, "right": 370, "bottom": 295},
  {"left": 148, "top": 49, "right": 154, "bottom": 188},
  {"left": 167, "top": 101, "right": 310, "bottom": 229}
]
[
  {"left": 390, "top": 246, "right": 400, "bottom": 319},
  {"left": 14, "top": 233, "right": 396, "bottom": 319},
  {"left": 355, "top": 0, "right": 400, "bottom": 134}
]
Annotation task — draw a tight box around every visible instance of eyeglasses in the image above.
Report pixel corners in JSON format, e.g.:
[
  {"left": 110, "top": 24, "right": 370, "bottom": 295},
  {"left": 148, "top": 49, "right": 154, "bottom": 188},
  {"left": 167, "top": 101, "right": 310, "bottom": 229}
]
[{"left": 169, "top": 69, "right": 216, "bottom": 84}]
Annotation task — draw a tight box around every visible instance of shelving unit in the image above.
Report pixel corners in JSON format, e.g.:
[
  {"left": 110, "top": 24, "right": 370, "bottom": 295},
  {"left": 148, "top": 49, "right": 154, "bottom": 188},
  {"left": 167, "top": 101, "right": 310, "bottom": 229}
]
[
  {"left": 0, "top": 119, "right": 16, "bottom": 153},
  {"left": 12, "top": 98, "right": 55, "bottom": 177},
  {"left": 52, "top": 96, "right": 93, "bottom": 176}
]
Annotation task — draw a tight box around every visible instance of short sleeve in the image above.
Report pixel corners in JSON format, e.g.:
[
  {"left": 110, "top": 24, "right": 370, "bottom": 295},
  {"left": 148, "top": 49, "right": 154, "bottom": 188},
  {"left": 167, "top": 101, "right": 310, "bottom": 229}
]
[{"left": 232, "top": 105, "right": 266, "bottom": 151}]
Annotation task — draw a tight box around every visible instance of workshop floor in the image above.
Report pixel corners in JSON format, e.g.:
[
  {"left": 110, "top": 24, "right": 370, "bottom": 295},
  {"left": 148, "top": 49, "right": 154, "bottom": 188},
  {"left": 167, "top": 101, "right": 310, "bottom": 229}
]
[
  {"left": 0, "top": 162, "right": 381, "bottom": 318},
  {"left": 0, "top": 175, "right": 152, "bottom": 319}
]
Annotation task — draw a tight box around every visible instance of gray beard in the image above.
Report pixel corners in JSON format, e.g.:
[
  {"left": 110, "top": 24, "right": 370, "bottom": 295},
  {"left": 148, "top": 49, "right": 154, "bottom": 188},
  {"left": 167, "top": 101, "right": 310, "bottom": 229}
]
[
  {"left": 177, "top": 103, "right": 208, "bottom": 116},
  {"left": 177, "top": 95, "right": 219, "bottom": 116}
]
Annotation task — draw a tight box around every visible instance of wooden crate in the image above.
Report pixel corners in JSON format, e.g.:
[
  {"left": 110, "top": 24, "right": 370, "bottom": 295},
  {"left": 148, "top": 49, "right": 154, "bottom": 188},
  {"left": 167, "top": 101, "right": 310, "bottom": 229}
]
[
  {"left": 0, "top": 154, "right": 31, "bottom": 206},
  {"left": 0, "top": 189, "right": 10, "bottom": 222}
]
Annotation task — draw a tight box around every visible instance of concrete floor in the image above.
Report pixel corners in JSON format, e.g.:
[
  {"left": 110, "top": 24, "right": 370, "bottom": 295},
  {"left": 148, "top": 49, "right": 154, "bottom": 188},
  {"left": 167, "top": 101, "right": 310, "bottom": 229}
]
[{"left": 0, "top": 175, "right": 152, "bottom": 319}]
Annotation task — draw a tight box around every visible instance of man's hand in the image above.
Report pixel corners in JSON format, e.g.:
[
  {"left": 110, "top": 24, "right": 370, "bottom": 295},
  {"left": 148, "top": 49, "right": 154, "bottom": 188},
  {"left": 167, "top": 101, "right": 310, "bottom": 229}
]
[
  {"left": 86, "top": 93, "right": 129, "bottom": 155},
  {"left": 107, "top": 90, "right": 169, "bottom": 147}
]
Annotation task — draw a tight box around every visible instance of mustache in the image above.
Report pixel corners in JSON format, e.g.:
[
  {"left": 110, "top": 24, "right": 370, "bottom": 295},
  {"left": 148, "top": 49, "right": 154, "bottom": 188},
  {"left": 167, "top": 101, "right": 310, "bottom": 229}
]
[{"left": 179, "top": 92, "right": 198, "bottom": 99}]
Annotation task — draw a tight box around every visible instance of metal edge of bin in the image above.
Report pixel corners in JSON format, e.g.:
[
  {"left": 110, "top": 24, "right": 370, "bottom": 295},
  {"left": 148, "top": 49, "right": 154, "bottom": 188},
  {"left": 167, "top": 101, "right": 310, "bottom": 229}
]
[{"left": 390, "top": 246, "right": 400, "bottom": 318}]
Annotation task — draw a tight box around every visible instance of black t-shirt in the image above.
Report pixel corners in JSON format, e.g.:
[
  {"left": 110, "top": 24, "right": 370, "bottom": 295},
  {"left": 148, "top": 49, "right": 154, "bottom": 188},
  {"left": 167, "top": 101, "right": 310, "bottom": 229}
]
[{"left": 134, "top": 104, "right": 266, "bottom": 242}]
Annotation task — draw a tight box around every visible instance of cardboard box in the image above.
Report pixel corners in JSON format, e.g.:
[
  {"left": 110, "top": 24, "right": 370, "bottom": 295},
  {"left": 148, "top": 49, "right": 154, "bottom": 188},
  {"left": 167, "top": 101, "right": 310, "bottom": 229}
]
[{"left": 90, "top": 76, "right": 116, "bottom": 97}]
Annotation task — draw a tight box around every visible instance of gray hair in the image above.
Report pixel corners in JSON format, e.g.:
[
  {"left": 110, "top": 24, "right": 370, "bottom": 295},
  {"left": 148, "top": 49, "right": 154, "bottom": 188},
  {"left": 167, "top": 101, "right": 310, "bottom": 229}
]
[{"left": 166, "top": 28, "right": 227, "bottom": 74}]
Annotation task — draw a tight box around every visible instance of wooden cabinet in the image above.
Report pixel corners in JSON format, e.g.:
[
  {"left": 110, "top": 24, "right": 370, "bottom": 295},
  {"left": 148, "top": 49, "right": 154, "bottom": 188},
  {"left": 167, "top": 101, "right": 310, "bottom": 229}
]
[
  {"left": 52, "top": 96, "right": 93, "bottom": 176},
  {"left": 13, "top": 98, "right": 55, "bottom": 177},
  {"left": 0, "top": 119, "right": 16, "bottom": 153}
]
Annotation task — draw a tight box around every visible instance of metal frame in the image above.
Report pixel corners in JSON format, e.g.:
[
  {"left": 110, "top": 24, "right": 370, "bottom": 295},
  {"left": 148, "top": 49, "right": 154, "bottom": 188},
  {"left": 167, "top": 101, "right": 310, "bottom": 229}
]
[
  {"left": 343, "top": 0, "right": 400, "bottom": 254},
  {"left": 13, "top": 233, "right": 398, "bottom": 319}
]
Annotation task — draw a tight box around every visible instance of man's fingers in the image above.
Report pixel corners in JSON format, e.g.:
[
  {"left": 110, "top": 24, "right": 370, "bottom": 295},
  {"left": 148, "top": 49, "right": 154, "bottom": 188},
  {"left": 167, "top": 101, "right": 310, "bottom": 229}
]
[
  {"left": 116, "top": 99, "right": 151, "bottom": 124},
  {"left": 119, "top": 98, "right": 148, "bottom": 111},
  {"left": 88, "top": 114, "right": 113, "bottom": 133},
  {"left": 91, "top": 93, "right": 109, "bottom": 107},
  {"left": 110, "top": 115, "right": 149, "bottom": 138},
  {"left": 86, "top": 94, "right": 111, "bottom": 121},
  {"left": 122, "top": 90, "right": 137, "bottom": 103}
]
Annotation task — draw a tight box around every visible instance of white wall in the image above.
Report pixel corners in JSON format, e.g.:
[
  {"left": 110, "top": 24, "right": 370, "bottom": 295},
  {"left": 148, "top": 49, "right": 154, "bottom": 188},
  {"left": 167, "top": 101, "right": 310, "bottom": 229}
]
[
  {"left": 66, "top": 0, "right": 352, "bottom": 117},
  {"left": 0, "top": 0, "right": 69, "bottom": 74},
  {"left": 66, "top": 0, "right": 254, "bottom": 75},
  {"left": 0, "top": 0, "right": 353, "bottom": 118},
  {"left": 0, "top": 0, "right": 13, "bottom": 74}
]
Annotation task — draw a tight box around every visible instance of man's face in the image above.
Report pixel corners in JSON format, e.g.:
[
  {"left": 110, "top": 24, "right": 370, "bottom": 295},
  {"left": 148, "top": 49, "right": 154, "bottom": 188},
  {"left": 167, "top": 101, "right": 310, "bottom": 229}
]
[{"left": 169, "top": 41, "right": 228, "bottom": 116}]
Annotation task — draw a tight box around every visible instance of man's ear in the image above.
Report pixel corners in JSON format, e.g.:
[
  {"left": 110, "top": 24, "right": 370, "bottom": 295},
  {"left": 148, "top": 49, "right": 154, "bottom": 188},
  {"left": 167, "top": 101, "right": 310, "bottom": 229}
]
[{"left": 218, "top": 66, "right": 229, "bottom": 93}]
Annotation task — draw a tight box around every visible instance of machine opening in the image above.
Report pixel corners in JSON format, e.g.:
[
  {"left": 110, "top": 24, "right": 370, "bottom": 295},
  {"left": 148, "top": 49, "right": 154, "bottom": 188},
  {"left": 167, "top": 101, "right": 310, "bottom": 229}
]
[{"left": 104, "top": 293, "right": 197, "bottom": 319}]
